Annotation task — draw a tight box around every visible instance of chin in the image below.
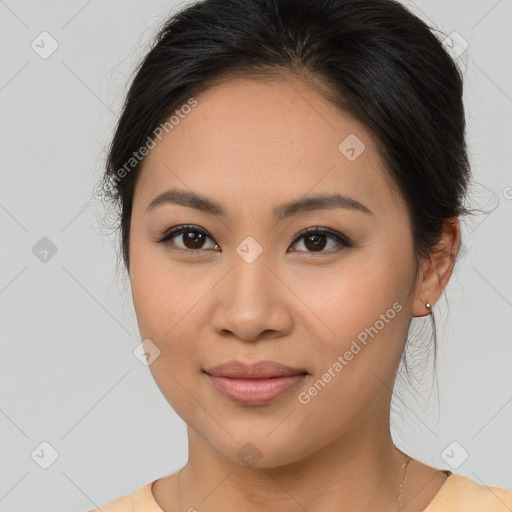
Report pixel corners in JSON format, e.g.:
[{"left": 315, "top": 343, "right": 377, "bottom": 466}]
[{"left": 198, "top": 424, "right": 315, "bottom": 469}]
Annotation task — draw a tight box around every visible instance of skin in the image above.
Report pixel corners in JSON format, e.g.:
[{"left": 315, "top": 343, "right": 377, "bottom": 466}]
[{"left": 128, "top": 72, "right": 460, "bottom": 512}]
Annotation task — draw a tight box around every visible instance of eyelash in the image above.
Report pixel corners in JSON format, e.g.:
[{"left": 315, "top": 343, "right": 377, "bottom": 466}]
[{"left": 156, "top": 224, "right": 352, "bottom": 255}]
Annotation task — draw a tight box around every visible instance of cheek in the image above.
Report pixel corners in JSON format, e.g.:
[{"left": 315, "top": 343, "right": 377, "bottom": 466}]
[
  {"left": 292, "top": 267, "right": 411, "bottom": 436},
  {"left": 129, "top": 242, "right": 208, "bottom": 419},
  {"left": 299, "top": 245, "right": 413, "bottom": 382},
  {"left": 131, "top": 265, "right": 202, "bottom": 355},
  {"left": 129, "top": 229, "right": 188, "bottom": 339},
  {"left": 296, "top": 249, "right": 411, "bottom": 335},
  {"left": 129, "top": 235, "right": 211, "bottom": 371}
]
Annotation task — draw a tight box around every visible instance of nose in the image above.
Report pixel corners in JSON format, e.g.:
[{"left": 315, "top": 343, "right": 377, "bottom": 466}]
[{"left": 209, "top": 244, "right": 293, "bottom": 342}]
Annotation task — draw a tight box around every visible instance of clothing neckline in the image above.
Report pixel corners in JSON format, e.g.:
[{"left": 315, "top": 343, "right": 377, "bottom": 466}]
[
  {"left": 147, "top": 479, "right": 165, "bottom": 511},
  {"left": 145, "top": 470, "right": 454, "bottom": 512},
  {"left": 422, "top": 470, "right": 453, "bottom": 511}
]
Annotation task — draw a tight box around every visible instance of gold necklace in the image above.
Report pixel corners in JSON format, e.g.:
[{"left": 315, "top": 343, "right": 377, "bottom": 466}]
[
  {"left": 176, "top": 454, "right": 410, "bottom": 512},
  {"left": 397, "top": 455, "right": 411, "bottom": 510}
]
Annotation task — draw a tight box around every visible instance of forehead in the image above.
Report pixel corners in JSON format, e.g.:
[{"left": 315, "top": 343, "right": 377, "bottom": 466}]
[{"left": 134, "top": 73, "right": 404, "bottom": 217}]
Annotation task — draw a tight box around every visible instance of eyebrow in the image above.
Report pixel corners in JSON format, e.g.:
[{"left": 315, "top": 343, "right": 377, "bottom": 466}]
[{"left": 146, "top": 188, "right": 372, "bottom": 219}]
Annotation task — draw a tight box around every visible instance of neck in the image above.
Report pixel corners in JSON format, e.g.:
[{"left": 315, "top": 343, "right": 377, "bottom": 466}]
[{"left": 178, "top": 419, "right": 407, "bottom": 512}]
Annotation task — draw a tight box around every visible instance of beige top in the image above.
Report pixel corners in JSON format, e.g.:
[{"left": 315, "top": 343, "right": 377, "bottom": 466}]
[{"left": 91, "top": 472, "right": 512, "bottom": 511}]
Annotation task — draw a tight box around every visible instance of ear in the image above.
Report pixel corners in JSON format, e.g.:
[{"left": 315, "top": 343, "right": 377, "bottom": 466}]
[{"left": 412, "top": 218, "right": 461, "bottom": 317}]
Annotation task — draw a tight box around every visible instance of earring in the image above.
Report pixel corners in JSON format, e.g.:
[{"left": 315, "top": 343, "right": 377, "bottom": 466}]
[{"left": 426, "top": 301, "right": 432, "bottom": 314}]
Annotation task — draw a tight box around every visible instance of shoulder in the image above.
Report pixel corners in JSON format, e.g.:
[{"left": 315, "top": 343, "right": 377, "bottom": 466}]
[
  {"left": 88, "top": 491, "right": 133, "bottom": 512},
  {"left": 425, "top": 473, "right": 512, "bottom": 511},
  {"left": 88, "top": 479, "right": 161, "bottom": 512}
]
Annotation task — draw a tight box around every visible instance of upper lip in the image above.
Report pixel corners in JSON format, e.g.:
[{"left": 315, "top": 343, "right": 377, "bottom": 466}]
[{"left": 204, "top": 360, "right": 309, "bottom": 379}]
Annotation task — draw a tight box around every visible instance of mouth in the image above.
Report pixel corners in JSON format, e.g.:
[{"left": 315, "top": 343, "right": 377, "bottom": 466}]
[{"left": 203, "top": 360, "right": 309, "bottom": 405}]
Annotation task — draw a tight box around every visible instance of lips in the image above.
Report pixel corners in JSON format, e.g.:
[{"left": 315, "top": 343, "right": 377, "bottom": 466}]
[
  {"left": 203, "top": 360, "right": 309, "bottom": 405},
  {"left": 204, "top": 360, "right": 309, "bottom": 379}
]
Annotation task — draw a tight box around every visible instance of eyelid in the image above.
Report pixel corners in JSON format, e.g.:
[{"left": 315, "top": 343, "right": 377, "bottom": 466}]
[
  {"left": 289, "top": 226, "right": 352, "bottom": 249},
  {"left": 158, "top": 224, "right": 213, "bottom": 241}
]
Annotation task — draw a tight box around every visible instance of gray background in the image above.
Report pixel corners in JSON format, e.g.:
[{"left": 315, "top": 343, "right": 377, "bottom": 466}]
[{"left": 0, "top": 0, "right": 511, "bottom": 510}]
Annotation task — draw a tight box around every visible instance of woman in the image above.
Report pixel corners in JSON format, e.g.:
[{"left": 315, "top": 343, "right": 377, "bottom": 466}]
[{"left": 92, "top": 0, "right": 512, "bottom": 510}]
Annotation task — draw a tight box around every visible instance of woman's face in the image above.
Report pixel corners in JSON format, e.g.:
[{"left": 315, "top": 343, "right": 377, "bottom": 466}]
[{"left": 129, "top": 74, "right": 419, "bottom": 467}]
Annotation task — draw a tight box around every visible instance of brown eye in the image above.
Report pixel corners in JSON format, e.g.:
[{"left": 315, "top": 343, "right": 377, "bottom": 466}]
[
  {"left": 289, "top": 227, "right": 351, "bottom": 254},
  {"left": 158, "top": 225, "right": 219, "bottom": 253},
  {"left": 180, "top": 231, "right": 209, "bottom": 250}
]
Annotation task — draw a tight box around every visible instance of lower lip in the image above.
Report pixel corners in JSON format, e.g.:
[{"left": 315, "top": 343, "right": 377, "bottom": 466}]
[{"left": 205, "top": 373, "right": 307, "bottom": 405}]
